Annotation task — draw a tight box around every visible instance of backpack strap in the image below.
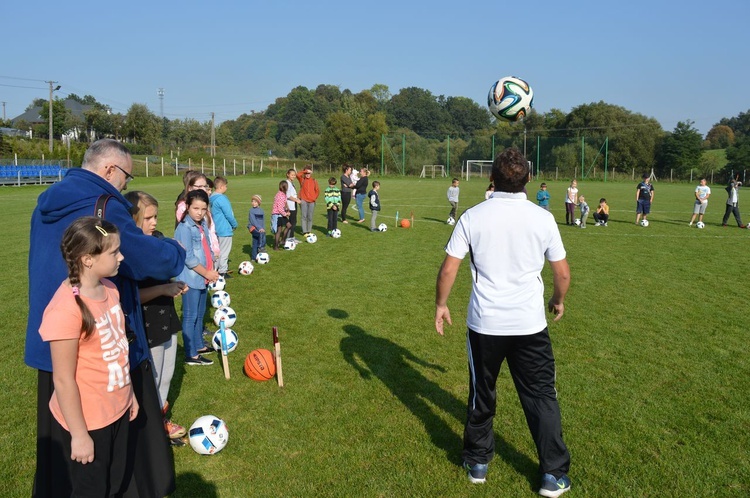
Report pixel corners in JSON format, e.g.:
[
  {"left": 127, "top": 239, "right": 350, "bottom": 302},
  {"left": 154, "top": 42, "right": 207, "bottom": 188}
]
[{"left": 94, "top": 194, "right": 112, "bottom": 219}]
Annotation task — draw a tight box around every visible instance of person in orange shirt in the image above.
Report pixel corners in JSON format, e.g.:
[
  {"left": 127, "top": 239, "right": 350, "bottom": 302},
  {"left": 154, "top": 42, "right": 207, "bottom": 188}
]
[
  {"left": 298, "top": 166, "right": 320, "bottom": 237},
  {"left": 39, "top": 217, "right": 139, "bottom": 497},
  {"left": 593, "top": 198, "right": 610, "bottom": 226}
]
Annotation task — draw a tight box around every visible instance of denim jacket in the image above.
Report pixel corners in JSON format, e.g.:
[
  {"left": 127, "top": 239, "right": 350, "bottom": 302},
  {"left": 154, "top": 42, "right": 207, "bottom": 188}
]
[{"left": 174, "top": 216, "right": 211, "bottom": 289}]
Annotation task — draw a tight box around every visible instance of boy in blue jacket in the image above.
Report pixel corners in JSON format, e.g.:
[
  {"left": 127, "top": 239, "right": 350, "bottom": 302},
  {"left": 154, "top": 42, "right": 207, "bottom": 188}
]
[{"left": 210, "top": 176, "right": 238, "bottom": 278}]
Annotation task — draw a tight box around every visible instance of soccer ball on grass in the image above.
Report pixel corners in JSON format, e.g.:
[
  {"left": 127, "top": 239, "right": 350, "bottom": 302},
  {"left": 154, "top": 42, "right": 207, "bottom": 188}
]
[
  {"left": 256, "top": 252, "right": 270, "bottom": 264},
  {"left": 640, "top": 219, "right": 650, "bottom": 227},
  {"left": 696, "top": 221, "right": 705, "bottom": 229},
  {"left": 213, "top": 306, "right": 237, "bottom": 328},
  {"left": 189, "top": 415, "right": 229, "bottom": 455},
  {"left": 210, "top": 291, "right": 231, "bottom": 309},
  {"left": 331, "top": 229, "right": 341, "bottom": 238},
  {"left": 378, "top": 223, "right": 388, "bottom": 232},
  {"left": 211, "top": 328, "right": 238, "bottom": 354},
  {"left": 208, "top": 276, "right": 226, "bottom": 291},
  {"left": 238, "top": 261, "right": 254, "bottom": 275}
]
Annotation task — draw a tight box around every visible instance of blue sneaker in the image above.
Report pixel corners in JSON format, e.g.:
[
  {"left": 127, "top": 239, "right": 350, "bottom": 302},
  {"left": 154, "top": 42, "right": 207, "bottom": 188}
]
[
  {"left": 539, "top": 473, "right": 571, "bottom": 497},
  {"left": 463, "top": 461, "right": 488, "bottom": 484}
]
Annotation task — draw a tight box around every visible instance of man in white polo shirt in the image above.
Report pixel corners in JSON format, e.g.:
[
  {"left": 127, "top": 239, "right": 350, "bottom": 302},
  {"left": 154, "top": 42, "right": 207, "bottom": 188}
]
[{"left": 434, "top": 147, "right": 572, "bottom": 498}]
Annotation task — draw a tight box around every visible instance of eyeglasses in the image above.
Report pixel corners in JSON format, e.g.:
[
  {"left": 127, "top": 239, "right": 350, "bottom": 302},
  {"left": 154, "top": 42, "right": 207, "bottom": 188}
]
[
  {"left": 192, "top": 184, "right": 208, "bottom": 190},
  {"left": 113, "top": 164, "right": 134, "bottom": 184}
]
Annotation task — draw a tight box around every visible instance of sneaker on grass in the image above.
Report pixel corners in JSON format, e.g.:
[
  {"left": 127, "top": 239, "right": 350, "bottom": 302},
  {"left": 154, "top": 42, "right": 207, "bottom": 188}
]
[
  {"left": 463, "top": 461, "right": 488, "bottom": 484},
  {"left": 164, "top": 419, "right": 187, "bottom": 439},
  {"left": 539, "top": 473, "right": 571, "bottom": 497},
  {"left": 185, "top": 355, "right": 213, "bottom": 366}
]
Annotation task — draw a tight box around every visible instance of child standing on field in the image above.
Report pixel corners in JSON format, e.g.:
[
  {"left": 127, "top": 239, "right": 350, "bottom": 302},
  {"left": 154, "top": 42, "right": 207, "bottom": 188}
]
[
  {"left": 368, "top": 181, "right": 381, "bottom": 231},
  {"left": 324, "top": 177, "right": 342, "bottom": 236},
  {"left": 594, "top": 198, "right": 610, "bottom": 226},
  {"left": 447, "top": 178, "right": 460, "bottom": 223},
  {"left": 39, "top": 217, "right": 138, "bottom": 497},
  {"left": 578, "top": 195, "right": 590, "bottom": 228},
  {"left": 536, "top": 183, "right": 550, "bottom": 211},
  {"left": 247, "top": 195, "right": 266, "bottom": 261},
  {"left": 125, "top": 191, "right": 188, "bottom": 442},
  {"left": 174, "top": 189, "right": 221, "bottom": 366},
  {"left": 272, "top": 181, "right": 291, "bottom": 250}
]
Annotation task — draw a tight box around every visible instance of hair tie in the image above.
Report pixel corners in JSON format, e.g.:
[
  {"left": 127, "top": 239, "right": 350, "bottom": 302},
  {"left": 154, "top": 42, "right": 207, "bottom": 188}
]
[
  {"left": 71, "top": 285, "right": 80, "bottom": 296},
  {"left": 95, "top": 225, "right": 109, "bottom": 236}
]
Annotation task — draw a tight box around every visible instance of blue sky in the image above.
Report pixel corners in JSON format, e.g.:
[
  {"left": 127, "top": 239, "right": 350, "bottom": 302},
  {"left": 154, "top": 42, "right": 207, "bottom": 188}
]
[{"left": 2, "top": 0, "right": 749, "bottom": 136}]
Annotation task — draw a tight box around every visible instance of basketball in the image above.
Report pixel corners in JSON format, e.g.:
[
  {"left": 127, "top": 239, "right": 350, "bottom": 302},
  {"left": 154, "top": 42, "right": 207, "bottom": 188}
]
[
  {"left": 244, "top": 348, "right": 276, "bottom": 381},
  {"left": 400, "top": 219, "right": 411, "bottom": 228}
]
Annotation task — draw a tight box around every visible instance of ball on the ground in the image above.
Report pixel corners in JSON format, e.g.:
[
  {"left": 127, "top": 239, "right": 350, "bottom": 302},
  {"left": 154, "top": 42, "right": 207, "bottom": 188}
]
[
  {"left": 211, "top": 328, "right": 238, "bottom": 353},
  {"left": 447, "top": 217, "right": 455, "bottom": 225},
  {"left": 696, "top": 221, "right": 705, "bottom": 229},
  {"left": 244, "top": 348, "right": 276, "bottom": 381},
  {"left": 256, "top": 252, "right": 270, "bottom": 264},
  {"left": 213, "top": 306, "right": 237, "bottom": 327},
  {"left": 331, "top": 228, "right": 341, "bottom": 238},
  {"left": 284, "top": 239, "right": 297, "bottom": 250},
  {"left": 378, "top": 223, "right": 388, "bottom": 232},
  {"left": 487, "top": 76, "right": 534, "bottom": 122},
  {"left": 210, "top": 291, "right": 231, "bottom": 309},
  {"left": 208, "top": 276, "right": 226, "bottom": 292},
  {"left": 238, "top": 260, "right": 254, "bottom": 275},
  {"left": 640, "top": 219, "right": 650, "bottom": 227},
  {"left": 400, "top": 219, "right": 411, "bottom": 228},
  {"left": 574, "top": 218, "right": 581, "bottom": 226},
  {"left": 188, "top": 415, "right": 229, "bottom": 455},
  {"left": 306, "top": 233, "right": 318, "bottom": 244}
]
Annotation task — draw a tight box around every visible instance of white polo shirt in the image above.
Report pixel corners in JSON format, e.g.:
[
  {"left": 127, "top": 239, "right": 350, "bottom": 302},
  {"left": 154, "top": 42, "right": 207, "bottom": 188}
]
[
  {"left": 445, "top": 191, "right": 566, "bottom": 336},
  {"left": 286, "top": 180, "right": 297, "bottom": 211}
]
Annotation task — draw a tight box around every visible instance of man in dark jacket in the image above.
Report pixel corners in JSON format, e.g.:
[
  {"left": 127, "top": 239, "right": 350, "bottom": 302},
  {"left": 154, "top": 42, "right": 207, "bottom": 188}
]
[{"left": 26, "top": 139, "right": 186, "bottom": 498}]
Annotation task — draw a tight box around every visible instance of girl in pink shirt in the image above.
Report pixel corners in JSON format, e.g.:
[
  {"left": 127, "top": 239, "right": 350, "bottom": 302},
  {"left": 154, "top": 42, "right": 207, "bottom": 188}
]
[
  {"left": 39, "top": 217, "right": 139, "bottom": 496},
  {"left": 272, "top": 180, "right": 291, "bottom": 250}
]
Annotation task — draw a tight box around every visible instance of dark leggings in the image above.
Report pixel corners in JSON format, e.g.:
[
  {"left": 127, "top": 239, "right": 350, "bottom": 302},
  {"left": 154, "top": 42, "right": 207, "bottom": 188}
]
[
  {"left": 565, "top": 203, "right": 576, "bottom": 224},
  {"left": 341, "top": 191, "right": 352, "bottom": 221}
]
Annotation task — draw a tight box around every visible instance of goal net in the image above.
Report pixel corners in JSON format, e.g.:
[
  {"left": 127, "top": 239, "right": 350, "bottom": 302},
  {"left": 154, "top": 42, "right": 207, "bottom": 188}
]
[
  {"left": 463, "top": 160, "right": 493, "bottom": 181},
  {"left": 419, "top": 164, "right": 446, "bottom": 178}
]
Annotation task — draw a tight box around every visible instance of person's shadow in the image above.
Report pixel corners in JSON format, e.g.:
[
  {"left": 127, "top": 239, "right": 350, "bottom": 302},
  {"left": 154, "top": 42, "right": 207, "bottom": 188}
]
[
  {"left": 339, "top": 324, "right": 464, "bottom": 462},
  {"left": 173, "top": 471, "right": 218, "bottom": 497}
]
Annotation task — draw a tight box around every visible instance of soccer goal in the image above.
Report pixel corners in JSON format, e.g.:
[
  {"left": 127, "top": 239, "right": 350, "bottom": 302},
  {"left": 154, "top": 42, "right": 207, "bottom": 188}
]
[
  {"left": 463, "top": 160, "right": 493, "bottom": 181},
  {"left": 419, "top": 164, "right": 446, "bottom": 178}
]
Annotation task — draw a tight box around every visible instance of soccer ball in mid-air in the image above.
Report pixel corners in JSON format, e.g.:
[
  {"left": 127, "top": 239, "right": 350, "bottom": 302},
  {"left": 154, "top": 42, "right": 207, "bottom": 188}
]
[
  {"left": 208, "top": 276, "right": 226, "bottom": 292},
  {"left": 447, "top": 217, "right": 456, "bottom": 225},
  {"left": 331, "top": 229, "right": 341, "bottom": 238},
  {"left": 696, "top": 221, "right": 705, "bottom": 229},
  {"left": 306, "top": 233, "right": 318, "bottom": 244},
  {"left": 211, "top": 328, "right": 238, "bottom": 354},
  {"left": 574, "top": 218, "right": 581, "bottom": 226},
  {"left": 256, "top": 252, "right": 270, "bottom": 264},
  {"left": 378, "top": 223, "right": 388, "bottom": 232},
  {"left": 640, "top": 219, "right": 650, "bottom": 227},
  {"left": 189, "top": 415, "right": 229, "bottom": 455},
  {"left": 487, "top": 76, "right": 534, "bottom": 122},
  {"left": 284, "top": 239, "right": 297, "bottom": 250},
  {"left": 213, "top": 306, "right": 237, "bottom": 328},
  {"left": 210, "top": 291, "right": 231, "bottom": 309},
  {"left": 238, "top": 261, "right": 254, "bottom": 275}
]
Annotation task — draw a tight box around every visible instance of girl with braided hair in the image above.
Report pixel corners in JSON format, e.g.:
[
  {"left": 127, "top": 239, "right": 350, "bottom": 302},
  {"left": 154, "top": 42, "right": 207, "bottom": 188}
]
[{"left": 38, "top": 216, "right": 139, "bottom": 497}]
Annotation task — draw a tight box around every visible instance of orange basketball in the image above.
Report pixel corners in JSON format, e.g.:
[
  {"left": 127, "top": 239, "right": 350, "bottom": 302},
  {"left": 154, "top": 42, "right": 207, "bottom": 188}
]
[
  {"left": 400, "top": 219, "right": 411, "bottom": 228},
  {"left": 244, "top": 348, "right": 276, "bottom": 381}
]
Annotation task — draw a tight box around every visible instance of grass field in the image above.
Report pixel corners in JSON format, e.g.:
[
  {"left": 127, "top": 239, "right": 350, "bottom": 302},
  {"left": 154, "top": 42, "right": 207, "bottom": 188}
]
[{"left": 1, "top": 173, "right": 749, "bottom": 497}]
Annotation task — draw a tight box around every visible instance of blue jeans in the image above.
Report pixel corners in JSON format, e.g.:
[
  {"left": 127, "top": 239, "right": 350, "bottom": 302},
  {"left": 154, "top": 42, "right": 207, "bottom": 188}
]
[
  {"left": 251, "top": 230, "right": 266, "bottom": 260},
  {"left": 182, "top": 287, "right": 207, "bottom": 358},
  {"left": 355, "top": 193, "right": 366, "bottom": 221}
]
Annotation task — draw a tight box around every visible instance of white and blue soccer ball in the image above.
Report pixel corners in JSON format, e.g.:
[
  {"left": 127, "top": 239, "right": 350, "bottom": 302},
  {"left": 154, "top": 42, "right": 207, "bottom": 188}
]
[
  {"left": 574, "top": 218, "right": 581, "bottom": 226},
  {"left": 487, "top": 76, "right": 534, "bottom": 122},
  {"left": 256, "top": 252, "right": 270, "bottom": 264},
  {"left": 696, "top": 221, "right": 705, "bottom": 229},
  {"left": 210, "top": 291, "right": 231, "bottom": 309},
  {"left": 208, "top": 276, "right": 226, "bottom": 292},
  {"left": 189, "top": 415, "right": 229, "bottom": 455},
  {"left": 447, "top": 217, "right": 456, "bottom": 225},
  {"left": 306, "top": 233, "right": 318, "bottom": 244},
  {"left": 378, "top": 223, "right": 388, "bottom": 232},
  {"left": 238, "top": 260, "right": 254, "bottom": 275},
  {"left": 211, "top": 328, "right": 238, "bottom": 354},
  {"left": 284, "top": 239, "right": 297, "bottom": 251},
  {"left": 640, "top": 219, "right": 650, "bottom": 227},
  {"left": 331, "top": 229, "right": 341, "bottom": 239},
  {"left": 213, "top": 306, "right": 237, "bottom": 328}
]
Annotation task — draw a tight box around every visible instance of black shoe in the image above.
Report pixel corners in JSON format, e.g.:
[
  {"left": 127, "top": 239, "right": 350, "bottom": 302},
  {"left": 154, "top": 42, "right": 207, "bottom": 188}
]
[
  {"left": 221, "top": 273, "right": 232, "bottom": 279},
  {"left": 196, "top": 346, "right": 215, "bottom": 355},
  {"left": 185, "top": 355, "right": 213, "bottom": 366}
]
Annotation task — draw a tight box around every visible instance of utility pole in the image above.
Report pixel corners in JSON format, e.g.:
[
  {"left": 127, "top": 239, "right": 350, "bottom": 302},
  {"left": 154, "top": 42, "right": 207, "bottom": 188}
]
[
  {"left": 47, "top": 80, "right": 60, "bottom": 153},
  {"left": 157, "top": 88, "right": 164, "bottom": 119},
  {"left": 1, "top": 101, "right": 6, "bottom": 121},
  {"left": 210, "top": 112, "right": 216, "bottom": 157}
]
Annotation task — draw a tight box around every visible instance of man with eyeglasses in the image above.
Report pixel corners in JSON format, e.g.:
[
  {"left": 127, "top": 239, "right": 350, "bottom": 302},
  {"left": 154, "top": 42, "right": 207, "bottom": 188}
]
[{"left": 27, "top": 138, "right": 185, "bottom": 497}]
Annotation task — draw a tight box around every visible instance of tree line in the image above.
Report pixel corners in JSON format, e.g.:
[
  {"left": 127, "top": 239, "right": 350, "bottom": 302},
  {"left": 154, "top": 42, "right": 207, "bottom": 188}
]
[{"left": 2, "top": 84, "right": 749, "bottom": 180}]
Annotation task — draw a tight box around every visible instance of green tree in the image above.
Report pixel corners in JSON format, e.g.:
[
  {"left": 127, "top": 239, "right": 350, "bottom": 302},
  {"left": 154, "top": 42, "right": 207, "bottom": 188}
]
[
  {"left": 321, "top": 112, "right": 358, "bottom": 165},
  {"left": 39, "top": 99, "right": 70, "bottom": 139},
  {"left": 657, "top": 120, "right": 703, "bottom": 176},
  {"left": 718, "top": 110, "right": 750, "bottom": 138},
  {"left": 444, "top": 96, "right": 490, "bottom": 140},
  {"left": 725, "top": 136, "right": 750, "bottom": 173},
  {"left": 387, "top": 87, "right": 450, "bottom": 138},
  {"left": 123, "top": 104, "right": 160, "bottom": 146}
]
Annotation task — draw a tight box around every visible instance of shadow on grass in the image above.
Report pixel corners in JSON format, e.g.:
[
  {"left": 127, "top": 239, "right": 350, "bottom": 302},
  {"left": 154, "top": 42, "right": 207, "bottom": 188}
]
[
  {"left": 339, "top": 324, "right": 464, "bottom": 463},
  {"left": 173, "top": 471, "right": 218, "bottom": 497}
]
